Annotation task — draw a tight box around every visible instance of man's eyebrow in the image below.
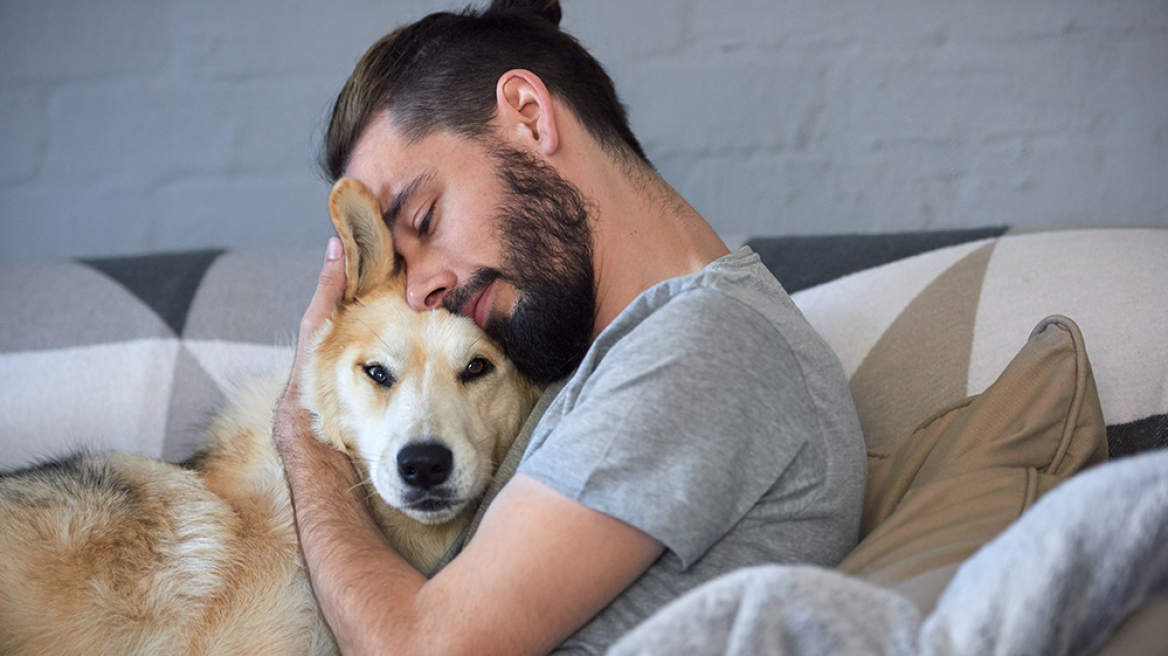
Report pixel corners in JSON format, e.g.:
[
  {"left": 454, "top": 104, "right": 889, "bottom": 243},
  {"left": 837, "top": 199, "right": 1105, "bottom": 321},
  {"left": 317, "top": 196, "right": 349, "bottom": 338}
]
[{"left": 382, "top": 171, "right": 435, "bottom": 229}]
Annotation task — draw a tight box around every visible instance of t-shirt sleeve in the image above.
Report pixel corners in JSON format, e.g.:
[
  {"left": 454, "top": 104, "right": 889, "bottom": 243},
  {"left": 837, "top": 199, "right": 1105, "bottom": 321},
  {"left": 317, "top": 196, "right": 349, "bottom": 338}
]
[{"left": 517, "top": 289, "right": 824, "bottom": 569}]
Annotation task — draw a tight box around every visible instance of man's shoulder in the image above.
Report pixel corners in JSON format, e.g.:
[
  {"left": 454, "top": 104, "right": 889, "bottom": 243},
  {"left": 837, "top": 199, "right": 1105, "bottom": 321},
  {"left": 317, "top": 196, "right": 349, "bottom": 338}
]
[
  {"left": 603, "top": 286, "right": 786, "bottom": 368},
  {"left": 619, "top": 250, "right": 795, "bottom": 337}
]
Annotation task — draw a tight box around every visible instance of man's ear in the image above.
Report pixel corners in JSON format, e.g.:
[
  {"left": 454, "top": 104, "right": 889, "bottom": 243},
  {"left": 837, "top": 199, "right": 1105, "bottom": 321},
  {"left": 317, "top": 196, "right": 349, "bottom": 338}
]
[
  {"left": 328, "top": 178, "right": 397, "bottom": 302},
  {"left": 496, "top": 69, "right": 559, "bottom": 156}
]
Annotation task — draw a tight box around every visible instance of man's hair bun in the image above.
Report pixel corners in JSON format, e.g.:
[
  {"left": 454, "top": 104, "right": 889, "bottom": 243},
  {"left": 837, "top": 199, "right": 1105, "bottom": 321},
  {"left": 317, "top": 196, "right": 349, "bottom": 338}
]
[{"left": 487, "top": 0, "right": 563, "bottom": 27}]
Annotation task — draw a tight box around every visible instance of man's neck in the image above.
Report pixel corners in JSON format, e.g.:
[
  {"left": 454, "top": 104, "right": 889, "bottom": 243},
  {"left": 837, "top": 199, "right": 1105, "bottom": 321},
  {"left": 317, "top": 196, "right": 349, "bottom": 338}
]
[{"left": 586, "top": 164, "right": 731, "bottom": 338}]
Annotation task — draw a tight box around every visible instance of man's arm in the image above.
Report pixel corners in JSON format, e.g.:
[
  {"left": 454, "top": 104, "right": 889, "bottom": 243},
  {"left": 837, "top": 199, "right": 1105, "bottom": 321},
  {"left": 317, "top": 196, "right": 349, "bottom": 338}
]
[{"left": 275, "top": 239, "right": 665, "bottom": 656}]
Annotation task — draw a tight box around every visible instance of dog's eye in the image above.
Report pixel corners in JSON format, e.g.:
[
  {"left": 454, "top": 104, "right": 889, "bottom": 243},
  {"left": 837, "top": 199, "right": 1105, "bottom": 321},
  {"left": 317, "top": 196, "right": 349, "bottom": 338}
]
[
  {"left": 364, "top": 364, "right": 395, "bottom": 388},
  {"left": 459, "top": 357, "right": 495, "bottom": 383}
]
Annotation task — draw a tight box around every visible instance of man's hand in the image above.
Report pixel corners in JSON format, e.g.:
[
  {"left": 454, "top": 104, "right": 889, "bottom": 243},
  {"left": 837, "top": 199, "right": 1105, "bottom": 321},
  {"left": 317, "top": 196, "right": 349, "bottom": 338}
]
[
  {"left": 275, "top": 236, "right": 347, "bottom": 447},
  {"left": 272, "top": 236, "right": 360, "bottom": 500}
]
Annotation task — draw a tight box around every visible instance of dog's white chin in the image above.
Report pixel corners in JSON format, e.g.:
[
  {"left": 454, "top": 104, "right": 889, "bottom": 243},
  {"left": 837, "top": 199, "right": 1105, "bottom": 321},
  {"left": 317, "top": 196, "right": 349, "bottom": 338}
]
[{"left": 404, "top": 503, "right": 464, "bottom": 526}]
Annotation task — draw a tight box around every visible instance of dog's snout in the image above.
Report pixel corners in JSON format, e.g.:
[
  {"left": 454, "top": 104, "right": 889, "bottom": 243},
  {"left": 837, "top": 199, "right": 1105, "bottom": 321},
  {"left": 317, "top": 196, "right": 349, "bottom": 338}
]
[{"left": 396, "top": 443, "right": 453, "bottom": 490}]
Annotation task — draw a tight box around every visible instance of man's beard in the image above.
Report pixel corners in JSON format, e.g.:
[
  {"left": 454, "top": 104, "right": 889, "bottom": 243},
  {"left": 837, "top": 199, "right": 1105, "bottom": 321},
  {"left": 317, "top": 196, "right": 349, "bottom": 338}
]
[{"left": 442, "top": 143, "right": 597, "bottom": 385}]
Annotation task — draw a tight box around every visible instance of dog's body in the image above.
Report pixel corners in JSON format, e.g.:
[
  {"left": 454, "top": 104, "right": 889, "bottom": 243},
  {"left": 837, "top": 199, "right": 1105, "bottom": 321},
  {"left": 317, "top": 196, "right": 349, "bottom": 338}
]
[{"left": 0, "top": 180, "right": 540, "bottom": 655}]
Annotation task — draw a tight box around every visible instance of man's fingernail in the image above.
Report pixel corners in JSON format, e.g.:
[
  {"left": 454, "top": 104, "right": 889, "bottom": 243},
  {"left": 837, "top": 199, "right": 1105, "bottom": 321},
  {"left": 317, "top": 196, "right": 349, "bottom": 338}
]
[{"left": 326, "top": 237, "right": 343, "bottom": 261}]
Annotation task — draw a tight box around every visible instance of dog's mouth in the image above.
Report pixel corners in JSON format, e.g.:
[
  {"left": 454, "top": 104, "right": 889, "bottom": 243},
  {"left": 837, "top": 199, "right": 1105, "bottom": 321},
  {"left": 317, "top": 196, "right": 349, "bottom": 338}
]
[
  {"left": 401, "top": 490, "right": 468, "bottom": 524},
  {"left": 407, "top": 496, "right": 456, "bottom": 513}
]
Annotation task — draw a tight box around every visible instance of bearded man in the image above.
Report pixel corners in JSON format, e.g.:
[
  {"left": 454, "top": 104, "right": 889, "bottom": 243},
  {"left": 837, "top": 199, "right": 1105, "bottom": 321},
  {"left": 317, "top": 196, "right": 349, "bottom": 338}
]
[{"left": 274, "top": 2, "right": 866, "bottom": 654}]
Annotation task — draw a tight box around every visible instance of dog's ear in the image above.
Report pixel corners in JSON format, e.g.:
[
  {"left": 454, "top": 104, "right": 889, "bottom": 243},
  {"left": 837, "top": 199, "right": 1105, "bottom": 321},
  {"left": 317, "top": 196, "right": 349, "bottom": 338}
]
[{"left": 328, "top": 178, "right": 398, "bottom": 301}]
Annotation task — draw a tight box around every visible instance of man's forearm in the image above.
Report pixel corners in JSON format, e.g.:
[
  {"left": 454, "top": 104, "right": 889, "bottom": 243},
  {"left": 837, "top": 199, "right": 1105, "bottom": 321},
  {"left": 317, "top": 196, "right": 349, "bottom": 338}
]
[
  {"left": 275, "top": 401, "right": 666, "bottom": 656},
  {"left": 274, "top": 403, "right": 430, "bottom": 655}
]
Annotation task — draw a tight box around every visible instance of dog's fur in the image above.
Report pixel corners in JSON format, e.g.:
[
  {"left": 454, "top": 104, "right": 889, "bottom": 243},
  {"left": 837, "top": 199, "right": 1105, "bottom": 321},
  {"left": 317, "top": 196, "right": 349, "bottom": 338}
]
[{"left": 0, "top": 179, "right": 540, "bottom": 655}]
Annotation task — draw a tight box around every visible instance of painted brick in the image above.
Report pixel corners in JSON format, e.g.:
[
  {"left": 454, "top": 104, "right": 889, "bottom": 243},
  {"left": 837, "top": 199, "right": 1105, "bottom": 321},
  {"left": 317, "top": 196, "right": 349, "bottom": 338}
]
[
  {"left": 0, "top": 184, "right": 162, "bottom": 261},
  {"left": 690, "top": 0, "right": 856, "bottom": 52},
  {"left": 625, "top": 54, "right": 830, "bottom": 156},
  {"left": 564, "top": 0, "right": 694, "bottom": 62},
  {"left": 168, "top": 0, "right": 421, "bottom": 78},
  {"left": 152, "top": 177, "right": 335, "bottom": 253},
  {"left": 212, "top": 78, "right": 340, "bottom": 177},
  {"left": 0, "top": 0, "right": 168, "bottom": 83},
  {"left": 42, "top": 80, "right": 238, "bottom": 186},
  {"left": 0, "top": 90, "right": 47, "bottom": 184},
  {"left": 1, "top": 0, "right": 1165, "bottom": 264}
]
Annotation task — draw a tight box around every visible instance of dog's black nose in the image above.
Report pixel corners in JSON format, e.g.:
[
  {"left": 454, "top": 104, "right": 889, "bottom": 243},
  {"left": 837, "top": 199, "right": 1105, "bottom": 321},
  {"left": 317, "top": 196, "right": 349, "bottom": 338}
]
[{"left": 397, "top": 443, "right": 453, "bottom": 490}]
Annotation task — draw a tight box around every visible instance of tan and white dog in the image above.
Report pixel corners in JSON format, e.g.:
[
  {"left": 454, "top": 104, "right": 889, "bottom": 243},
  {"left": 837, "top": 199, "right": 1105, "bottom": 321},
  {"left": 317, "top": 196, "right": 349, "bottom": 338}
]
[{"left": 0, "top": 179, "right": 540, "bottom": 655}]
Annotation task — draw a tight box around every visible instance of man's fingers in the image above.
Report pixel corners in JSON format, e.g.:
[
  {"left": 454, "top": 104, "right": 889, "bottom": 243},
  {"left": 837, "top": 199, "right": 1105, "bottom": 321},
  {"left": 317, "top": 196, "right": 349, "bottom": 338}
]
[
  {"left": 301, "top": 237, "right": 347, "bottom": 335},
  {"left": 278, "top": 238, "right": 347, "bottom": 438},
  {"left": 293, "top": 237, "right": 347, "bottom": 371}
]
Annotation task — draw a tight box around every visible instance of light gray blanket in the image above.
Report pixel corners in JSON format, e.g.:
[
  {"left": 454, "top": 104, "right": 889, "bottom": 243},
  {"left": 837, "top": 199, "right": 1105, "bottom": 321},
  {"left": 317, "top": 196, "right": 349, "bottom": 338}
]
[{"left": 609, "top": 449, "right": 1168, "bottom": 656}]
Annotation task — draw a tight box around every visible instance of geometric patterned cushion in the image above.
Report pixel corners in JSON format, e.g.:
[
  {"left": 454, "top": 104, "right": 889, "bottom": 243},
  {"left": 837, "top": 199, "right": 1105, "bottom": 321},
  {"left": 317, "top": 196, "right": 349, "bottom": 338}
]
[
  {"left": 0, "top": 250, "right": 317, "bottom": 469},
  {"left": 788, "top": 228, "right": 1168, "bottom": 460},
  {"left": 747, "top": 226, "right": 1009, "bottom": 295},
  {"left": 782, "top": 227, "right": 1166, "bottom": 613}
]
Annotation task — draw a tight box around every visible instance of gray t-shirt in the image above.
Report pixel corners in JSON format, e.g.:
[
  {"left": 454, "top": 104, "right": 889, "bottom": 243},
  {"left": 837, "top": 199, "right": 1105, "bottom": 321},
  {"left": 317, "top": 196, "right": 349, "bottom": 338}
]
[{"left": 516, "top": 247, "right": 867, "bottom": 654}]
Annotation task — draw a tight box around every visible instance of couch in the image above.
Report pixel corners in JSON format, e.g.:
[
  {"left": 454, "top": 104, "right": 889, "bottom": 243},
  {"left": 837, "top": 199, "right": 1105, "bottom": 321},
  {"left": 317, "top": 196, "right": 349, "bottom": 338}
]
[{"left": 2, "top": 226, "right": 1166, "bottom": 654}]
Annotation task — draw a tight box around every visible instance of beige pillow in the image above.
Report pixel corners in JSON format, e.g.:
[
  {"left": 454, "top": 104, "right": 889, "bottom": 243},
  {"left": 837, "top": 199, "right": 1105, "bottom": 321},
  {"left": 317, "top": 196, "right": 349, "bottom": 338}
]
[{"left": 836, "top": 315, "right": 1108, "bottom": 606}]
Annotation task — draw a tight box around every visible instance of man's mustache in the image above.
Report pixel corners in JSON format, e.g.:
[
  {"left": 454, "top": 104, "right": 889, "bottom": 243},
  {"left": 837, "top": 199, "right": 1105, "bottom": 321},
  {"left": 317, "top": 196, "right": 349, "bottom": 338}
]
[{"left": 442, "top": 267, "right": 503, "bottom": 317}]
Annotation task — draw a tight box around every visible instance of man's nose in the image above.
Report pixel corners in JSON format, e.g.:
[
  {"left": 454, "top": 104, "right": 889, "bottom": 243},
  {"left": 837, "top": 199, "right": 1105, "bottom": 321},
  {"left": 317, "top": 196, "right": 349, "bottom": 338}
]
[{"left": 406, "top": 268, "right": 456, "bottom": 311}]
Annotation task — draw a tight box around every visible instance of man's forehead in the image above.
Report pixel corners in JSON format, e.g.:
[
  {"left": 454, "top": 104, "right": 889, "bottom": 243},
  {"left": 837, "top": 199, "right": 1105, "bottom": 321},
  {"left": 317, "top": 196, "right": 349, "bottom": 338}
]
[
  {"left": 344, "top": 124, "right": 434, "bottom": 222},
  {"left": 343, "top": 112, "right": 415, "bottom": 185}
]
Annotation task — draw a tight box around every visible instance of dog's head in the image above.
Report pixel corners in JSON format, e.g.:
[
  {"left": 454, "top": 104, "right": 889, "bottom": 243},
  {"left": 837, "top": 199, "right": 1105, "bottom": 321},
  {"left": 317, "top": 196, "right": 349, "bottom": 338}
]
[{"left": 302, "top": 179, "right": 540, "bottom": 526}]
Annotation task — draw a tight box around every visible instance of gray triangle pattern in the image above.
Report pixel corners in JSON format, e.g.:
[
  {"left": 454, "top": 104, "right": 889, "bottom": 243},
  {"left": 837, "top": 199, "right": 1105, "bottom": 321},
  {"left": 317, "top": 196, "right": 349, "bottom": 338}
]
[
  {"left": 184, "top": 250, "right": 320, "bottom": 345},
  {"left": 162, "top": 344, "right": 226, "bottom": 464},
  {"left": 0, "top": 260, "right": 172, "bottom": 352},
  {"left": 82, "top": 250, "right": 224, "bottom": 337}
]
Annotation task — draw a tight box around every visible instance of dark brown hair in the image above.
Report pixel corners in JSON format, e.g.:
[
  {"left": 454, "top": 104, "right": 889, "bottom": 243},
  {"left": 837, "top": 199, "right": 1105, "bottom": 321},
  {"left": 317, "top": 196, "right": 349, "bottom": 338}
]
[{"left": 320, "top": 0, "right": 649, "bottom": 182}]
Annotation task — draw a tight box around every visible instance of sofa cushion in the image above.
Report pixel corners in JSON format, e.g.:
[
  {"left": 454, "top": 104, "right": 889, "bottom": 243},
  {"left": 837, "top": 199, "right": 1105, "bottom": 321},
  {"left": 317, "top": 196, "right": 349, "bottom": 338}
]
[
  {"left": 789, "top": 228, "right": 1168, "bottom": 461},
  {"left": 836, "top": 316, "right": 1108, "bottom": 601},
  {"left": 746, "top": 226, "right": 1008, "bottom": 294},
  {"left": 0, "top": 251, "right": 314, "bottom": 470},
  {"left": 779, "top": 230, "right": 1168, "bottom": 614}
]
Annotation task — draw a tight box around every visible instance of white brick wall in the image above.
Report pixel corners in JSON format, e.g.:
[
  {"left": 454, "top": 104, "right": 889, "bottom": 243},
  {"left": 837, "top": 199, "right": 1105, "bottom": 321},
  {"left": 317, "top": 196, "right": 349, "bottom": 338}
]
[{"left": 1, "top": 0, "right": 1165, "bottom": 261}]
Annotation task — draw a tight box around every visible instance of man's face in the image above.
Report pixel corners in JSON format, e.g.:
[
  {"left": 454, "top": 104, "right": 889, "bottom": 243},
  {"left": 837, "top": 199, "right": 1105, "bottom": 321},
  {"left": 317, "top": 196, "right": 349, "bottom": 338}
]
[{"left": 345, "top": 115, "right": 596, "bottom": 384}]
